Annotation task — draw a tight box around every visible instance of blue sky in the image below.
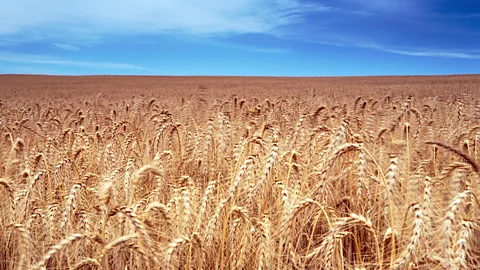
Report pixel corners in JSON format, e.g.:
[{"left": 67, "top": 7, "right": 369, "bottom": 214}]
[{"left": 0, "top": 0, "right": 479, "bottom": 76}]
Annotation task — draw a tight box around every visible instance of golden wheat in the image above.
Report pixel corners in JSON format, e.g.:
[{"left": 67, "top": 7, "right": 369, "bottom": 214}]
[{"left": 1, "top": 77, "right": 480, "bottom": 269}]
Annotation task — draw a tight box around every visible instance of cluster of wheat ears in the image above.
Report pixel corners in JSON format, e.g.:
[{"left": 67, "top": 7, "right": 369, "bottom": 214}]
[{"left": 1, "top": 92, "right": 480, "bottom": 270}]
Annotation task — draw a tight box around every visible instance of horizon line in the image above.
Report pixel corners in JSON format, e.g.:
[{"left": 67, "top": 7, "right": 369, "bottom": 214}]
[{"left": 1, "top": 73, "right": 480, "bottom": 79}]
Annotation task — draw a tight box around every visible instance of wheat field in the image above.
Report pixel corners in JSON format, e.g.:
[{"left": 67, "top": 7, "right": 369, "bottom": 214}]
[{"left": 1, "top": 75, "right": 480, "bottom": 269}]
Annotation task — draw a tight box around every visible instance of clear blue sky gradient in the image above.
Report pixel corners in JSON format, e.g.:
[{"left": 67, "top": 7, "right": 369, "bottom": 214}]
[{"left": 0, "top": 0, "right": 479, "bottom": 76}]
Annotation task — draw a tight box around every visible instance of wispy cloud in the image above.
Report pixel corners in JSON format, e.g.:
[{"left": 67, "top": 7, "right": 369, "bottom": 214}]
[
  {"left": 344, "top": 0, "right": 422, "bottom": 14},
  {"left": 1, "top": 0, "right": 332, "bottom": 42},
  {"left": 357, "top": 44, "right": 480, "bottom": 59},
  {"left": 380, "top": 48, "right": 480, "bottom": 59},
  {"left": 0, "top": 52, "right": 146, "bottom": 69},
  {"left": 53, "top": 43, "right": 81, "bottom": 51},
  {"left": 358, "top": 43, "right": 480, "bottom": 59},
  {"left": 440, "top": 13, "right": 480, "bottom": 19},
  {"left": 0, "top": 66, "right": 70, "bottom": 75},
  {"left": 312, "top": 39, "right": 480, "bottom": 60}
]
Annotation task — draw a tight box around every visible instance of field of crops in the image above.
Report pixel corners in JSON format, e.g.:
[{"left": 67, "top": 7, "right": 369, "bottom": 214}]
[{"left": 1, "top": 75, "right": 480, "bottom": 269}]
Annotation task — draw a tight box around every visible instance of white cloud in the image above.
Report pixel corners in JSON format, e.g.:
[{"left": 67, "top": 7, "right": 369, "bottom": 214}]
[
  {"left": 311, "top": 39, "right": 480, "bottom": 60},
  {"left": 0, "top": 0, "right": 331, "bottom": 41},
  {"left": 53, "top": 43, "right": 81, "bottom": 51},
  {"left": 357, "top": 43, "right": 480, "bottom": 59},
  {"left": 0, "top": 52, "right": 146, "bottom": 69},
  {"left": 0, "top": 66, "right": 70, "bottom": 75},
  {"left": 344, "top": 0, "right": 421, "bottom": 13},
  {"left": 381, "top": 49, "right": 480, "bottom": 59}
]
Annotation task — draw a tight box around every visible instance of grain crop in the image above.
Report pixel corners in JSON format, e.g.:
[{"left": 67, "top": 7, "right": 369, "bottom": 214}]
[{"left": 1, "top": 74, "right": 480, "bottom": 269}]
